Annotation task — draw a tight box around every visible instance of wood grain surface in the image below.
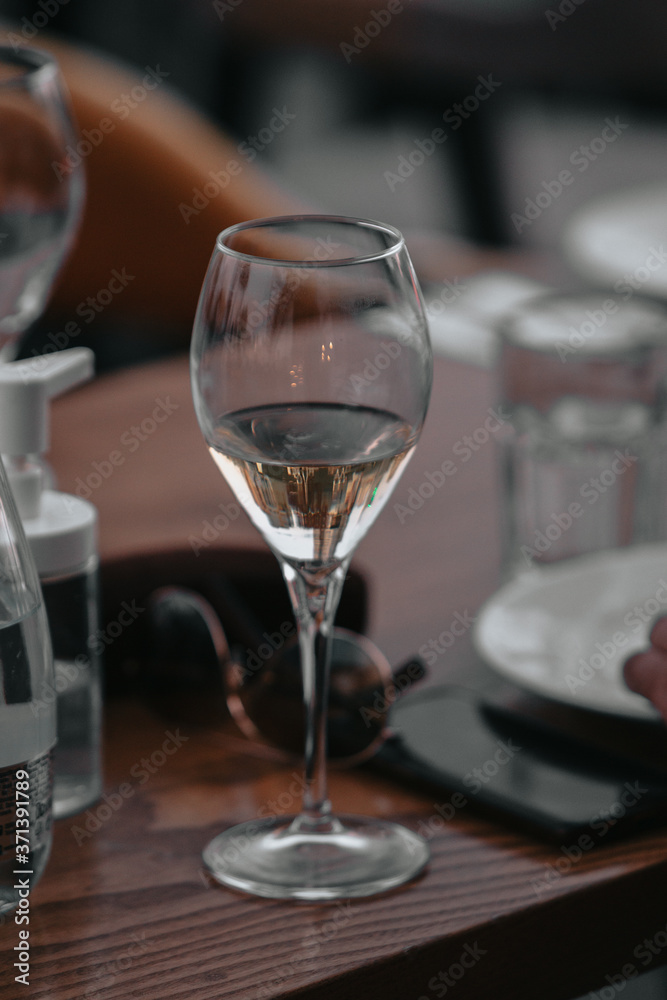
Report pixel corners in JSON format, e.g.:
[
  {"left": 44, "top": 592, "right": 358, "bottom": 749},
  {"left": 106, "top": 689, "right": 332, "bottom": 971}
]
[
  {"left": 1, "top": 353, "right": 667, "bottom": 999},
  {"left": 10, "top": 699, "right": 667, "bottom": 1000}
]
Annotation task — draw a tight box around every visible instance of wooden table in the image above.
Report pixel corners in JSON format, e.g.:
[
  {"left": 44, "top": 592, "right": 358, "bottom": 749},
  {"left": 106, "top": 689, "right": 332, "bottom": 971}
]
[{"left": 2, "top": 351, "right": 667, "bottom": 1000}]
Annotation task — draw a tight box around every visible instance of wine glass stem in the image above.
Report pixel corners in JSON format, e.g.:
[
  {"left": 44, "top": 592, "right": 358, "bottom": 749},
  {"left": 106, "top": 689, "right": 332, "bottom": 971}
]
[{"left": 280, "top": 559, "right": 348, "bottom": 827}]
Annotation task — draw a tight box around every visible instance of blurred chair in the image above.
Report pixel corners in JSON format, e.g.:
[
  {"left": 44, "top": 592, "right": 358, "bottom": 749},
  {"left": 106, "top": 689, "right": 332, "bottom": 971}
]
[{"left": 0, "top": 29, "right": 310, "bottom": 347}]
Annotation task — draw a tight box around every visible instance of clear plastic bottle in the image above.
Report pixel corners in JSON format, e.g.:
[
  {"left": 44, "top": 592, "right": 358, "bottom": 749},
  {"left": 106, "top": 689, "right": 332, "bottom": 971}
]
[
  {"left": 0, "top": 453, "right": 55, "bottom": 916},
  {"left": 0, "top": 348, "right": 101, "bottom": 820}
]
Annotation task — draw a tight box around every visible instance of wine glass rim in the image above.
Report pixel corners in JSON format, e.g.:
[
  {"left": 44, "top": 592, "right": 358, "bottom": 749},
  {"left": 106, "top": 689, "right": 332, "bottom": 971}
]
[
  {"left": 0, "top": 45, "right": 57, "bottom": 87},
  {"left": 216, "top": 214, "right": 406, "bottom": 268}
]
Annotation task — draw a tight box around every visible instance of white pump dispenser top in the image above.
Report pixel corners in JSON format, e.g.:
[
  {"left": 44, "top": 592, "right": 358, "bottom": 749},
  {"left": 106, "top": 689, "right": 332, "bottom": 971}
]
[
  {"left": 0, "top": 347, "right": 94, "bottom": 452},
  {"left": 0, "top": 348, "right": 97, "bottom": 577}
]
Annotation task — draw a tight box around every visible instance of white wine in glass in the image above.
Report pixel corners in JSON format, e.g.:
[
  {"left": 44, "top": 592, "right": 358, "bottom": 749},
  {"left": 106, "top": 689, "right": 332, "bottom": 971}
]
[{"left": 191, "top": 215, "right": 433, "bottom": 900}]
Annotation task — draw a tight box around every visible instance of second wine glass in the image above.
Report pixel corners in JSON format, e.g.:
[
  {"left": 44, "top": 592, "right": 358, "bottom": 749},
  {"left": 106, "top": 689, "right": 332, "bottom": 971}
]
[
  {"left": 0, "top": 45, "right": 84, "bottom": 360},
  {"left": 191, "top": 215, "right": 433, "bottom": 900}
]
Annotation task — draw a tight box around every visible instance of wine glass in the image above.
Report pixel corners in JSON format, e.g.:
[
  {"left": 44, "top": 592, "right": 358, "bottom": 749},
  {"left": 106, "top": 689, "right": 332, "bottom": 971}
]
[
  {"left": 190, "top": 215, "right": 433, "bottom": 900},
  {"left": 0, "top": 45, "right": 84, "bottom": 360}
]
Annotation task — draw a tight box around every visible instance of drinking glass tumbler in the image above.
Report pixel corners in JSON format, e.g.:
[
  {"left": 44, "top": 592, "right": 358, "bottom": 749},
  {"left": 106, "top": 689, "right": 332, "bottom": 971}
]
[{"left": 497, "top": 291, "right": 667, "bottom": 578}]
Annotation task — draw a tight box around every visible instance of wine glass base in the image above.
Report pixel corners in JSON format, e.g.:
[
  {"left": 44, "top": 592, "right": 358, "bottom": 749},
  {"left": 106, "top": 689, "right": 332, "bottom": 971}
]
[{"left": 202, "top": 814, "right": 429, "bottom": 901}]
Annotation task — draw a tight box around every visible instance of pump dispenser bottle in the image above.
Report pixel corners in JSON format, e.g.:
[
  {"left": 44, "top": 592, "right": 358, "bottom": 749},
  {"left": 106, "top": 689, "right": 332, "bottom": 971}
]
[{"left": 0, "top": 348, "right": 102, "bottom": 818}]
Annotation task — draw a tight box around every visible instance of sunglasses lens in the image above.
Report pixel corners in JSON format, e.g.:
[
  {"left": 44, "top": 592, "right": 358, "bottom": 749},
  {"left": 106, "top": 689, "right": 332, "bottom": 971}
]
[
  {"left": 144, "top": 587, "right": 394, "bottom": 764},
  {"left": 226, "top": 628, "right": 390, "bottom": 762}
]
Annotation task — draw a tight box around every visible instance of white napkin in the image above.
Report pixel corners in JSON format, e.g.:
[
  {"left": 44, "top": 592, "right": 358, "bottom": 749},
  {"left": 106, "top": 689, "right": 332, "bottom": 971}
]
[{"left": 424, "top": 271, "right": 548, "bottom": 367}]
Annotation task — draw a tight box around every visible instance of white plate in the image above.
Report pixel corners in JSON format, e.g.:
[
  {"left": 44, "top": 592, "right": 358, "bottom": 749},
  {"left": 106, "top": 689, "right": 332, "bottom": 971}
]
[
  {"left": 473, "top": 544, "right": 667, "bottom": 720},
  {"left": 563, "top": 184, "right": 667, "bottom": 298}
]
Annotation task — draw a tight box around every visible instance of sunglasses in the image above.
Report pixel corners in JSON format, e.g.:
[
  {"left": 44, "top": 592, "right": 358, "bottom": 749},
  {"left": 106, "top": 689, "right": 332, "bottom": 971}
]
[{"left": 145, "top": 586, "right": 426, "bottom": 765}]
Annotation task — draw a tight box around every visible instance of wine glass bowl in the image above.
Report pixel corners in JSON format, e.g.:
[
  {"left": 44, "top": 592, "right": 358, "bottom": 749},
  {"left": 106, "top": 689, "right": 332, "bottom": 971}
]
[
  {"left": 0, "top": 46, "right": 84, "bottom": 359},
  {"left": 191, "top": 215, "right": 432, "bottom": 900}
]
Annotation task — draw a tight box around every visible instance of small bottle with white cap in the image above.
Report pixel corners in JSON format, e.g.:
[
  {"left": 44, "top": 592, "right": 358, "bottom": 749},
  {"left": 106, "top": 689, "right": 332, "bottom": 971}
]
[{"left": 0, "top": 348, "right": 102, "bottom": 818}]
